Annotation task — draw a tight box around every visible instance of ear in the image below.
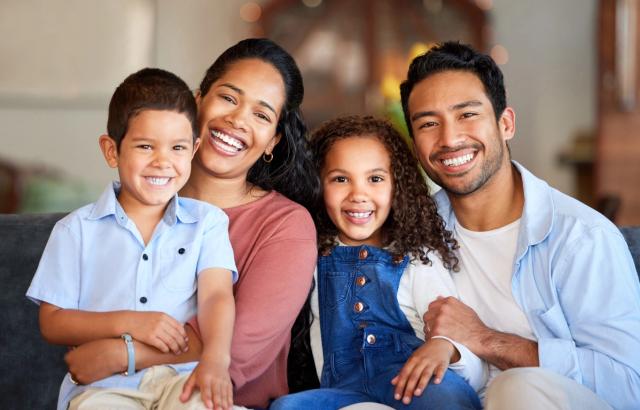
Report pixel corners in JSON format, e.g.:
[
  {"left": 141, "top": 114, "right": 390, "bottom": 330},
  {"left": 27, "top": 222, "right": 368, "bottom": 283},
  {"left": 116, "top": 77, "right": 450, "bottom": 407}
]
[
  {"left": 195, "top": 89, "right": 202, "bottom": 108},
  {"left": 265, "top": 133, "right": 282, "bottom": 155},
  {"left": 498, "top": 107, "right": 516, "bottom": 142},
  {"left": 192, "top": 137, "right": 201, "bottom": 158},
  {"left": 99, "top": 135, "right": 119, "bottom": 168}
]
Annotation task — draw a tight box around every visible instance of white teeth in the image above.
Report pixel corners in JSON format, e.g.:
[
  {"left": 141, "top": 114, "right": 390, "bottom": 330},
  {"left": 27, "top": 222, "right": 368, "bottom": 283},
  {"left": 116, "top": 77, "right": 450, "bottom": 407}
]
[
  {"left": 346, "top": 211, "right": 373, "bottom": 219},
  {"left": 147, "top": 177, "right": 170, "bottom": 186},
  {"left": 211, "top": 130, "right": 245, "bottom": 151},
  {"left": 442, "top": 153, "right": 474, "bottom": 167}
]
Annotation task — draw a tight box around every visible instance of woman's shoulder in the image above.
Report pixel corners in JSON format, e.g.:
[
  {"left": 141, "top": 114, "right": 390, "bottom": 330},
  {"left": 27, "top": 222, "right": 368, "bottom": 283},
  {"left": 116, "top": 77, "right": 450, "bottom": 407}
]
[{"left": 230, "top": 190, "right": 316, "bottom": 239}]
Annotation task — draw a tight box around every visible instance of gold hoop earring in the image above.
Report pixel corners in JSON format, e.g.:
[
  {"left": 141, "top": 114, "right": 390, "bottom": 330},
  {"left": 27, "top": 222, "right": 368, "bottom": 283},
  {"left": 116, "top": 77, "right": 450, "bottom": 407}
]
[{"left": 262, "top": 152, "right": 274, "bottom": 163}]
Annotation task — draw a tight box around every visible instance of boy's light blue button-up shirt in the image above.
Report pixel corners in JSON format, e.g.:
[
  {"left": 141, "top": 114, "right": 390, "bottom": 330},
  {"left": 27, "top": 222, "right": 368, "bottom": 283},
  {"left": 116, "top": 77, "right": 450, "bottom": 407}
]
[
  {"left": 435, "top": 162, "right": 640, "bottom": 410},
  {"left": 26, "top": 182, "right": 237, "bottom": 410}
]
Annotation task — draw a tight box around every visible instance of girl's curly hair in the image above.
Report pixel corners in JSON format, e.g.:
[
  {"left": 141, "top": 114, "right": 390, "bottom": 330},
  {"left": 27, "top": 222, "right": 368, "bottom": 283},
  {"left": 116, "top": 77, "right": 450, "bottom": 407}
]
[{"left": 310, "top": 115, "right": 458, "bottom": 270}]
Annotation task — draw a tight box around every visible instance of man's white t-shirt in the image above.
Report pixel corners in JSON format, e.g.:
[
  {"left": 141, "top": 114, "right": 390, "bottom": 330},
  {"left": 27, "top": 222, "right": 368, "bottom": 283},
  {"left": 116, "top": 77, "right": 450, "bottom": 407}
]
[{"left": 452, "top": 219, "right": 536, "bottom": 383}]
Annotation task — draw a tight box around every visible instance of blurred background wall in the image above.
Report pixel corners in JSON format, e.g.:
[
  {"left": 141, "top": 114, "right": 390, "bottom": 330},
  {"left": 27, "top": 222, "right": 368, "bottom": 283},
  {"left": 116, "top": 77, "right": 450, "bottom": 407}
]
[{"left": 1, "top": 0, "right": 637, "bottom": 223}]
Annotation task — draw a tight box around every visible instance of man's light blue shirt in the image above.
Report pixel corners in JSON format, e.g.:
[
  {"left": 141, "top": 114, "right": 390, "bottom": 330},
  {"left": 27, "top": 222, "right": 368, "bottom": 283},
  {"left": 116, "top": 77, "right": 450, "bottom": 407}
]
[
  {"left": 434, "top": 162, "right": 640, "bottom": 409},
  {"left": 26, "top": 182, "right": 237, "bottom": 410}
]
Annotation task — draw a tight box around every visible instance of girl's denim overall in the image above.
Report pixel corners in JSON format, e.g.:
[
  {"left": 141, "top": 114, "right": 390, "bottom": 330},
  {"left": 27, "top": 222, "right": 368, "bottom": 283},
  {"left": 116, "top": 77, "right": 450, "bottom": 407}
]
[{"left": 271, "top": 245, "right": 481, "bottom": 410}]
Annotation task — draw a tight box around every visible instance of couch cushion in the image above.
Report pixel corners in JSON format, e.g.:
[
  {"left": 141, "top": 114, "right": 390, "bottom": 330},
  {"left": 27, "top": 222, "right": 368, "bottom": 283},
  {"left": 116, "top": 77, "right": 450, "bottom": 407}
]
[
  {"left": 620, "top": 226, "right": 640, "bottom": 278},
  {"left": 0, "top": 213, "right": 67, "bottom": 409}
]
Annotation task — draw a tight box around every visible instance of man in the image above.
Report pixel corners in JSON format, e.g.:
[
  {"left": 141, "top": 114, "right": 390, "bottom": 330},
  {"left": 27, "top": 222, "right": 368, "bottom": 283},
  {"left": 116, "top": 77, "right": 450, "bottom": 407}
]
[{"left": 400, "top": 41, "right": 640, "bottom": 410}]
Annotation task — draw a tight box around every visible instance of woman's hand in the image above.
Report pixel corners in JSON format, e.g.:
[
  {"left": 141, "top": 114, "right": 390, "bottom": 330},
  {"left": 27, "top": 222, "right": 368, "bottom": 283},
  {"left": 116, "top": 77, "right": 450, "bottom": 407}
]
[
  {"left": 180, "top": 358, "right": 233, "bottom": 410},
  {"left": 390, "top": 338, "right": 457, "bottom": 405},
  {"left": 65, "top": 338, "right": 126, "bottom": 385}
]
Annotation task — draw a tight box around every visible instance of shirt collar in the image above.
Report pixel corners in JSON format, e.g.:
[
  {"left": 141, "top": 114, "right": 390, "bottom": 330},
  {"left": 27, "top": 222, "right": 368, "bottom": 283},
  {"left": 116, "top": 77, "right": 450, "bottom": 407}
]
[
  {"left": 435, "top": 161, "right": 554, "bottom": 258},
  {"left": 87, "top": 181, "right": 197, "bottom": 226}
]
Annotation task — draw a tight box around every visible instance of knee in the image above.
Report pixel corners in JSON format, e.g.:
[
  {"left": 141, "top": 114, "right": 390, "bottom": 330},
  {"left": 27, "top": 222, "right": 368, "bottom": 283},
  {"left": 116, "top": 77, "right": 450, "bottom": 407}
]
[
  {"left": 419, "top": 372, "right": 481, "bottom": 409},
  {"left": 485, "top": 368, "right": 548, "bottom": 410},
  {"left": 486, "top": 368, "right": 540, "bottom": 398},
  {"left": 270, "top": 393, "right": 310, "bottom": 410}
]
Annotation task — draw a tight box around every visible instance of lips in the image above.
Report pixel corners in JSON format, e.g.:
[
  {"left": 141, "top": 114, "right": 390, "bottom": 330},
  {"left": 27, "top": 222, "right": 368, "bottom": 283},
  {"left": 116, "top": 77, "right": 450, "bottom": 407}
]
[
  {"left": 210, "top": 129, "right": 246, "bottom": 153},
  {"left": 145, "top": 177, "right": 171, "bottom": 186}
]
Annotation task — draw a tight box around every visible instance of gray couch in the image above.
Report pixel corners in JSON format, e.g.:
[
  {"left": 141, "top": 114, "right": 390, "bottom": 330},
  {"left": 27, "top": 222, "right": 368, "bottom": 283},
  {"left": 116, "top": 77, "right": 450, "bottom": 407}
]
[{"left": 1, "top": 213, "right": 639, "bottom": 409}]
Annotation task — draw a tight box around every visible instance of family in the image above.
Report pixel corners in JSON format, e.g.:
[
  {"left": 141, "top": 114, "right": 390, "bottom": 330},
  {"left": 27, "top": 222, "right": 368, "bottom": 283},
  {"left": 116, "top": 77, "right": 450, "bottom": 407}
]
[{"left": 25, "top": 38, "right": 640, "bottom": 410}]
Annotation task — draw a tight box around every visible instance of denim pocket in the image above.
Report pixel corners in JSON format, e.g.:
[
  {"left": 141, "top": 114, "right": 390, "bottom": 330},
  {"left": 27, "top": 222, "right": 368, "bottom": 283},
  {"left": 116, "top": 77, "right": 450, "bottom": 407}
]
[{"left": 320, "top": 270, "right": 352, "bottom": 311}]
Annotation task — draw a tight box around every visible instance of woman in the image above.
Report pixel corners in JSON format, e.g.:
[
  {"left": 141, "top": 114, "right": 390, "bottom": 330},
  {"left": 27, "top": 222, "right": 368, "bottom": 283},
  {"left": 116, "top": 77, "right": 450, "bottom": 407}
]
[{"left": 65, "top": 38, "right": 319, "bottom": 409}]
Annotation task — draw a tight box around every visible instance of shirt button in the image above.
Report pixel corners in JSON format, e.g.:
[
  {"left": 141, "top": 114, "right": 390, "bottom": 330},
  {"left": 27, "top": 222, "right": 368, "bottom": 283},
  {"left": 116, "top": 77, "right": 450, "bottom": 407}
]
[
  {"left": 366, "top": 334, "right": 376, "bottom": 345},
  {"left": 178, "top": 248, "right": 185, "bottom": 254},
  {"left": 356, "top": 276, "right": 367, "bottom": 286},
  {"left": 139, "top": 296, "right": 147, "bottom": 304},
  {"left": 359, "top": 249, "right": 368, "bottom": 259},
  {"left": 354, "top": 301, "right": 364, "bottom": 313},
  {"left": 142, "top": 254, "right": 148, "bottom": 261}
]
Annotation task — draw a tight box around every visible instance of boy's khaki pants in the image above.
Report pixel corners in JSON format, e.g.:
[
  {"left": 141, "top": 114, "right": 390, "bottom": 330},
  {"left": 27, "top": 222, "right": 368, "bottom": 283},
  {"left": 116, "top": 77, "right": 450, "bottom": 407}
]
[{"left": 69, "top": 365, "right": 249, "bottom": 410}]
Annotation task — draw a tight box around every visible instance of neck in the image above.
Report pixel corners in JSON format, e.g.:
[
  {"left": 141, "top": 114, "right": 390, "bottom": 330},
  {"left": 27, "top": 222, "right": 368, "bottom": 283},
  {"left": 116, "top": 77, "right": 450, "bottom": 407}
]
[
  {"left": 181, "top": 160, "right": 266, "bottom": 209},
  {"left": 119, "top": 201, "right": 166, "bottom": 245},
  {"left": 448, "top": 161, "right": 524, "bottom": 231}
]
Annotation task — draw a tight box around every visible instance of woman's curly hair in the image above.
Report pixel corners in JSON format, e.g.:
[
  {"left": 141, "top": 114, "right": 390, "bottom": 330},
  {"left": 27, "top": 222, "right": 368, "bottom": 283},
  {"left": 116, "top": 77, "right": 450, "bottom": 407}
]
[{"left": 310, "top": 115, "right": 458, "bottom": 270}]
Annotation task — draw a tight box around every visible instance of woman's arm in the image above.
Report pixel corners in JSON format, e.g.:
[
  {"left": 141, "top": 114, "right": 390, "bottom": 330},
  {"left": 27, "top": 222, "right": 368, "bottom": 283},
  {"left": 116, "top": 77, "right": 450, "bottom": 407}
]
[
  {"left": 227, "top": 209, "right": 317, "bottom": 389},
  {"left": 64, "top": 324, "right": 202, "bottom": 385}
]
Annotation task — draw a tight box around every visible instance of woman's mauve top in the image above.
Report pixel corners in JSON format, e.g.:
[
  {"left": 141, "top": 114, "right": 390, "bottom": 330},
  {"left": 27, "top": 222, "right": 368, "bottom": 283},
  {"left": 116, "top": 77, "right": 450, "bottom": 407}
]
[{"left": 190, "top": 191, "right": 317, "bottom": 408}]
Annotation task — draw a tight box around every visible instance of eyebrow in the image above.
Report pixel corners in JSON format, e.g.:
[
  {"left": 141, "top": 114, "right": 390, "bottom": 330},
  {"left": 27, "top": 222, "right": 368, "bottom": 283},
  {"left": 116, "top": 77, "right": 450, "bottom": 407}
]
[
  {"left": 325, "top": 167, "right": 390, "bottom": 174},
  {"left": 411, "top": 99, "right": 483, "bottom": 122},
  {"left": 220, "top": 83, "right": 278, "bottom": 116}
]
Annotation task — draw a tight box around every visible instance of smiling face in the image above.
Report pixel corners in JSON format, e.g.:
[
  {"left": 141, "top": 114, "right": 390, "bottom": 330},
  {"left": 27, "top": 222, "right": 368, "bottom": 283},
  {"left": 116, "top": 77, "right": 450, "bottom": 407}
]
[
  {"left": 408, "top": 70, "right": 515, "bottom": 197},
  {"left": 100, "top": 109, "right": 198, "bottom": 214},
  {"left": 194, "top": 58, "right": 285, "bottom": 181},
  {"left": 322, "top": 136, "right": 393, "bottom": 247}
]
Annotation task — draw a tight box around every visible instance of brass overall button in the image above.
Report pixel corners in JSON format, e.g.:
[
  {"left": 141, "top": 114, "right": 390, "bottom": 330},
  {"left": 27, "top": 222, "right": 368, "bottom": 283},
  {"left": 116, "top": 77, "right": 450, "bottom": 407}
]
[
  {"left": 356, "top": 276, "right": 367, "bottom": 286},
  {"left": 354, "top": 301, "right": 364, "bottom": 313},
  {"left": 366, "top": 334, "right": 376, "bottom": 345},
  {"left": 359, "top": 248, "right": 368, "bottom": 259}
]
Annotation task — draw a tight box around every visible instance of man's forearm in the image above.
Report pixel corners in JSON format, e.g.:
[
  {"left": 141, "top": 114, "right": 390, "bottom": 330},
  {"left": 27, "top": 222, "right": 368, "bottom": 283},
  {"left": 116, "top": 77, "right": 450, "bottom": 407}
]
[{"left": 474, "top": 329, "right": 539, "bottom": 370}]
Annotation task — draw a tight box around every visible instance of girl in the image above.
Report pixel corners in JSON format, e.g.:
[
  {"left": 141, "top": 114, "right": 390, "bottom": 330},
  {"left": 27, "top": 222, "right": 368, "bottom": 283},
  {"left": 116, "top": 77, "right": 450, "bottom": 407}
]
[{"left": 272, "top": 116, "right": 485, "bottom": 410}]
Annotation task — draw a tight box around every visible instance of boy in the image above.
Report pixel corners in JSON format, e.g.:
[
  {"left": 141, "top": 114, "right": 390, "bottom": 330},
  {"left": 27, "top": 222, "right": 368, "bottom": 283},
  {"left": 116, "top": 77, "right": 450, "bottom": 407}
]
[{"left": 26, "top": 68, "right": 237, "bottom": 410}]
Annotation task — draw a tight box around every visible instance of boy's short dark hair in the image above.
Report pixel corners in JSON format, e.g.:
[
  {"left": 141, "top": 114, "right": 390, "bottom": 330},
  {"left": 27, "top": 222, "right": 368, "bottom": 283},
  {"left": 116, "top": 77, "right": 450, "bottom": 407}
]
[
  {"left": 107, "top": 68, "right": 197, "bottom": 149},
  {"left": 400, "top": 41, "right": 507, "bottom": 138}
]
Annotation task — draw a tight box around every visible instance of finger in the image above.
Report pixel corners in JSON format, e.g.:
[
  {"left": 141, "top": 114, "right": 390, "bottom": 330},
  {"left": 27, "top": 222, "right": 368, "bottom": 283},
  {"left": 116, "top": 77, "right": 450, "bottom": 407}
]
[
  {"left": 211, "top": 381, "right": 221, "bottom": 410},
  {"left": 403, "top": 364, "right": 429, "bottom": 404},
  {"left": 163, "top": 322, "right": 189, "bottom": 353},
  {"left": 393, "top": 362, "right": 414, "bottom": 401},
  {"left": 151, "top": 336, "right": 170, "bottom": 354},
  {"left": 432, "top": 363, "right": 447, "bottom": 385},
  {"left": 225, "top": 382, "right": 233, "bottom": 410},
  {"left": 201, "top": 379, "right": 213, "bottom": 409},
  {"left": 180, "top": 373, "right": 196, "bottom": 403},
  {"left": 163, "top": 315, "right": 188, "bottom": 340},
  {"left": 158, "top": 327, "right": 183, "bottom": 355},
  {"left": 414, "top": 365, "right": 436, "bottom": 396}
]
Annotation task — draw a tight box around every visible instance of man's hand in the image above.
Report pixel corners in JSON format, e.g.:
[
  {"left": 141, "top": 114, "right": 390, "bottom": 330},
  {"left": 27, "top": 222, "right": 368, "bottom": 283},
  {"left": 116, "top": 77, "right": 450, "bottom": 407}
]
[
  {"left": 180, "top": 358, "right": 233, "bottom": 410},
  {"left": 424, "top": 296, "right": 490, "bottom": 353},
  {"left": 425, "top": 296, "right": 539, "bottom": 369},
  {"left": 128, "top": 312, "right": 189, "bottom": 355},
  {"left": 390, "top": 338, "right": 457, "bottom": 405},
  {"left": 65, "top": 338, "right": 126, "bottom": 385}
]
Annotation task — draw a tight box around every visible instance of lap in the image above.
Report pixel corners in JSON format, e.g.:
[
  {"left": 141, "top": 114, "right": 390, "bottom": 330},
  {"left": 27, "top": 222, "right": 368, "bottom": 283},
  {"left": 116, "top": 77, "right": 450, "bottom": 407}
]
[
  {"left": 69, "top": 366, "right": 210, "bottom": 410},
  {"left": 485, "top": 367, "right": 612, "bottom": 410}
]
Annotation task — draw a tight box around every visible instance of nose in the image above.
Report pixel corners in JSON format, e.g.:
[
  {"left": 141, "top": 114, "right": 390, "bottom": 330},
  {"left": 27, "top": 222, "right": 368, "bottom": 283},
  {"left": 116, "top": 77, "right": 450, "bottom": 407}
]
[
  {"left": 152, "top": 149, "right": 171, "bottom": 168},
  {"left": 348, "top": 180, "right": 368, "bottom": 203},
  {"left": 439, "top": 121, "right": 465, "bottom": 148},
  {"left": 224, "top": 107, "right": 247, "bottom": 131}
]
